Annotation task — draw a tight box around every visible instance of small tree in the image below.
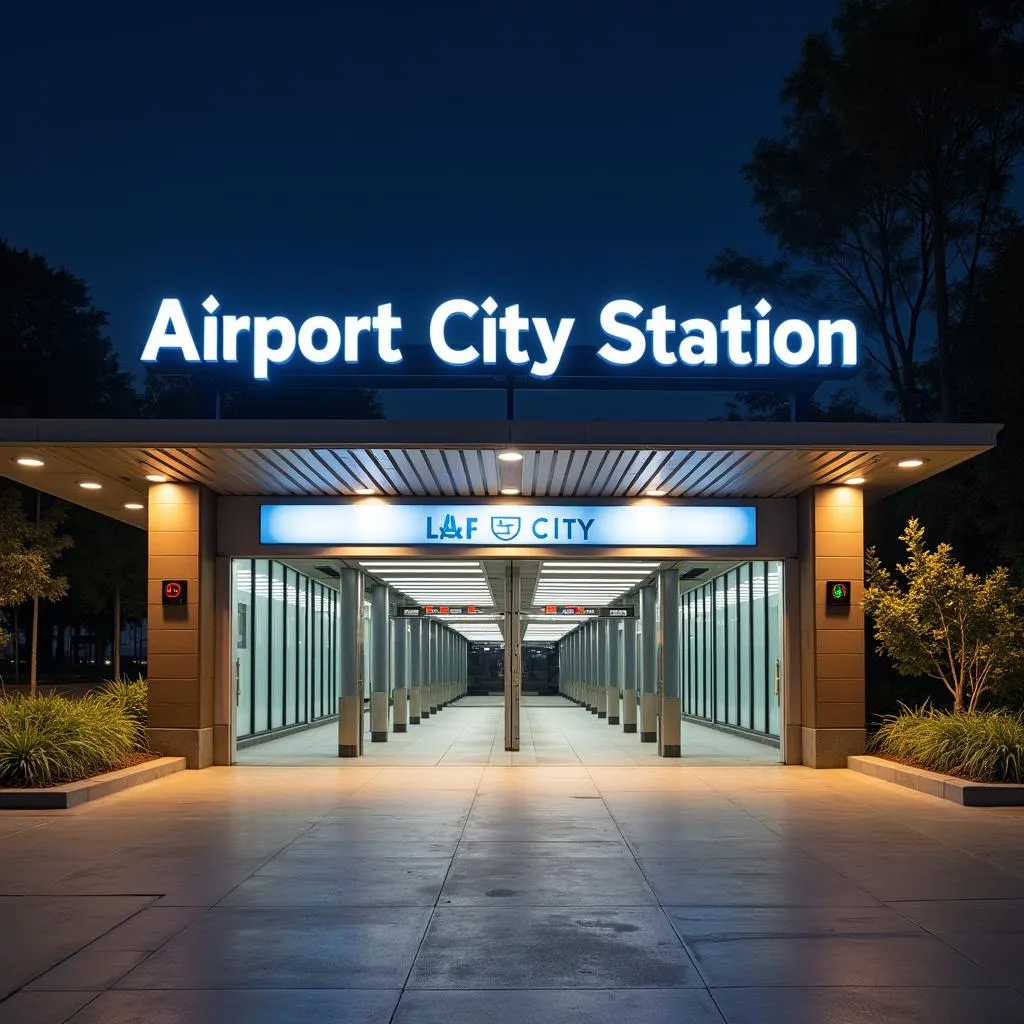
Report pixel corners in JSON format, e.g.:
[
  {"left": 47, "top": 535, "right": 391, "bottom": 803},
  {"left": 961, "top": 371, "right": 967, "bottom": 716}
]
[
  {"left": 864, "top": 518, "right": 1024, "bottom": 713},
  {"left": 0, "top": 489, "right": 72, "bottom": 689}
]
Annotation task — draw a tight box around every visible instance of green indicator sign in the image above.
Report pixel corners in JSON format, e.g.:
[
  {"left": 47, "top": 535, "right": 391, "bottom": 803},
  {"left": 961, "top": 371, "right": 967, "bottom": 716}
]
[{"left": 826, "top": 581, "right": 851, "bottom": 608}]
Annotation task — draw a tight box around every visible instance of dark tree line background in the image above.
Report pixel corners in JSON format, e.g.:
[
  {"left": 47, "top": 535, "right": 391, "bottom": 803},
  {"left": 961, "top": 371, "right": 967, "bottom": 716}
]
[
  {"left": 3, "top": 0, "right": 1024, "bottom": 706},
  {"left": 0, "top": 239, "right": 381, "bottom": 679}
]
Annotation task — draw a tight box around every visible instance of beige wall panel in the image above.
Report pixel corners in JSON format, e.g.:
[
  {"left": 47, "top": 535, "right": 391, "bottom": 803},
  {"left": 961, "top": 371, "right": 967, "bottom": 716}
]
[
  {"left": 814, "top": 532, "right": 864, "bottom": 558},
  {"left": 812, "top": 505, "right": 863, "bottom": 534},
  {"left": 813, "top": 555, "right": 864, "bottom": 581},
  {"left": 815, "top": 629, "right": 864, "bottom": 654},
  {"left": 148, "top": 701, "right": 200, "bottom": 729},
  {"left": 150, "top": 503, "right": 199, "bottom": 532},
  {"left": 149, "top": 484, "right": 199, "bottom": 506},
  {"left": 814, "top": 701, "right": 866, "bottom": 729},
  {"left": 149, "top": 530, "right": 201, "bottom": 558},
  {"left": 148, "top": 652, "right": 200, "bottom": 680},
  {"left": 148, "top": 628, "right": 199, "bottom": 656},
  {"left": 149, "top": 555, "right": 200, "bottom": 580},
  {"left": 814, "top": 603, "right": 864, "bottom": 629},
  {"left": 149, "top": 678, "right": 205, "bottom": 705},
  {"left": 816, "top": 652, "right": 865, "bottom": 679},
  {"left": 815, "top": 677, "right": 867, "bottom": 704}
]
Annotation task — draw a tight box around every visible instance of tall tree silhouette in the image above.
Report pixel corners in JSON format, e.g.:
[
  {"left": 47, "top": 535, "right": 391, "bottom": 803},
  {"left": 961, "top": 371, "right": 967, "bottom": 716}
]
[
  {"left": 710, "top": 0, "right": 1024, "bottom": 421},
  {"left": 0, "top": 240, "right": 138, "bottom": 416}
]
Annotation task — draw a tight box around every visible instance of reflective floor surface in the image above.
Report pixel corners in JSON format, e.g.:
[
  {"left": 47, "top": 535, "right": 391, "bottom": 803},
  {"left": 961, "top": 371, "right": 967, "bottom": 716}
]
[
  {"left": 237, "top": 695, "right": 780, "bottom": 766},
  {"left": 1, "top": 757, "right": 1023, "bottom": 1022}
]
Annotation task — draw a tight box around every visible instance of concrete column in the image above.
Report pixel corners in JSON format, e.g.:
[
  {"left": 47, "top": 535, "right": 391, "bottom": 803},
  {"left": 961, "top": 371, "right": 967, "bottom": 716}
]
[
  {"left": 430, "top": 621, "right": 441, "bottom": 714},
  {"left": 369, "top": 586, "right": 390, "bottom": 741},
  {"left": 393, "top": 616, "right": 408, "bottom": 732},
  {"left": 622, "top": 617, "right": 637, "bottom": 733},
  {"left": 595, "top": 620, "right": 608, "bottom": 719},
  {"left": 338, "top": 568, "right": 365, "bottom": 757},
  {"left": 147, "top": 483, "right": 216, "bottom": 769},
  {"left": 658, "top": 569, "right": 681, "bottom": 757},
  {"left": 798, "top": 485, "right": 865, "bottom": 767},
  {"left": 421, "top": 620, "right": 433, "bottom": 718},
  {"left": 606, "top": 617, "right": 620, "bottom": 725},
  {"left": 586, "top": 622, "right": 596, "bottom": 713},
  {"left": 639, "top": 584, "right": 658, "bottom": 742},
  {"left": 408, "top": 618, "right": 422, "bottom": 724}
]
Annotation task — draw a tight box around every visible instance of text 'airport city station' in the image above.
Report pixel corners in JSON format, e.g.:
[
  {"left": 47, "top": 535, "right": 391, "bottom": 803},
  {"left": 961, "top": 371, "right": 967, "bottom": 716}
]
[{"left": 0, "top": 417, "right": 998, "bottom": 769}]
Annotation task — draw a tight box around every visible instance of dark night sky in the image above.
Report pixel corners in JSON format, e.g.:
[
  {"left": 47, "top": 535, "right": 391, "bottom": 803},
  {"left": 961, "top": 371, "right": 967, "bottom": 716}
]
[{"left": 1, "top": 2, "right": 844, "bottom": 419}]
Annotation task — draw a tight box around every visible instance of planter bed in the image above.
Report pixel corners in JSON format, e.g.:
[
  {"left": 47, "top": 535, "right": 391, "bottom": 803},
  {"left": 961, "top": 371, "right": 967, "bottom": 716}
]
[
  {"left": 848, "top": 754, "right": 1024, "bottom": 807},
  {"left": 0, "top": 756, "right": 186, "bottom": 810}
]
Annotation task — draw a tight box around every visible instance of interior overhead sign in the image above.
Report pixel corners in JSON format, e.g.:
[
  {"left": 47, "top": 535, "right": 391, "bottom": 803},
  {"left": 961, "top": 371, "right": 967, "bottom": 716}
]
[
  {"left": 259, "top": 503, "right": 757, "bottom": 547},
  {"left": 141, "top": 294, "right": 857, "bottom": 380}
]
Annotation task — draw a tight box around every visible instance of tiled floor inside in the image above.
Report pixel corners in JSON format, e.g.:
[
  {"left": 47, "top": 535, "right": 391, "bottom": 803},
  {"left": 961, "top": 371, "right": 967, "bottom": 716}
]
[
  {"left": 236, "top": 695, "right": 780, "bottom": 766},
  {"left": 2, "top": 748, "right": 1023, "bottom": 1021}
]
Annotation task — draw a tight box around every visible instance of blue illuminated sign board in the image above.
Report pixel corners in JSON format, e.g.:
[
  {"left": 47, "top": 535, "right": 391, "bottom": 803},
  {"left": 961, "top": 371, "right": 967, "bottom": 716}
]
[
  {"left": 259, "top": 503, "right": 757, "bottom": 547},
  {"left": 140, "top": 295, "right": 857, "bottom": 381}
]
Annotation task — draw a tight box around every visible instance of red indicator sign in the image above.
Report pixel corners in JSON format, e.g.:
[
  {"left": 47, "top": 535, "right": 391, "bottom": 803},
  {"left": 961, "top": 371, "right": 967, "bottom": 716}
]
[{"left": 162, "top": 579, "right": 188, "bottom": 606}]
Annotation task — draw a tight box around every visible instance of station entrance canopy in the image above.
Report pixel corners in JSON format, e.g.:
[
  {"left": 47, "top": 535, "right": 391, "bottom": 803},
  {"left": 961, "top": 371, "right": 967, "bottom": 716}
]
[{"left": 0, "top": 419, "right": 999, "bottom": 526}]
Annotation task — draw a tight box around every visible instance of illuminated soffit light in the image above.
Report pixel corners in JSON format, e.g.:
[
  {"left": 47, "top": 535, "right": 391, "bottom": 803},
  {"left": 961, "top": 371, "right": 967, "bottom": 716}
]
[
  {"left": 145, "top": 474, "right": 168, "bottom": 482},
  {"left": 16, "top": 457, "right": 44, "bottom": 467}
]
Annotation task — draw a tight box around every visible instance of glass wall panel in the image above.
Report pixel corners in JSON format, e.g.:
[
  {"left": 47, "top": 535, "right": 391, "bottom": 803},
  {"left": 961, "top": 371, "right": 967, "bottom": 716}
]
[
  {"left": 752, "top": 562, "right": 767, "bottom": 733},
  {"left": 767, "top": 561, "right": 783, "bottom": 737},
  {"left": 270, "top": 563, "right": 285, "bottom": 729},
  {"left": 231, "top": 559, "right": 340, "bottom": 744},
  {"left": 679, "top": 561, "right": 782, "bottom": 744},
  {"left": 297, "top": 576, "right": 308, "bottom": 724},
  {"left": 282, "top": 568, "right": 295, "bottom": 726},
  {"left": 233, "top": 560, "right": 253, "bottom": 739},
  {"left": 739, "top": 563, "right": 752, "bottom": 730},
  {"left": 714, "top": 577, "right": 726, "bottom": 723},
  {"left": 726, "top": 570, "right": 738, "bottom": 725},
  {"left": 253, "top": 559, "right": 271, "bottom": 734}
]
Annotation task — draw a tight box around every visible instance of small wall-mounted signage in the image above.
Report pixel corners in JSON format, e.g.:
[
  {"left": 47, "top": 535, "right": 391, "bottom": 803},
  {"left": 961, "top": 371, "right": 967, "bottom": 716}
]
[
  {"left": 162, "top": 579, "right": 188, "bottom": 606},
  {"left": 533, "top": 606, "right": 638, "bottom": 618},
  {"left": 825, "top": 581, "right": 851, "bottom": 609},
  {"left": 397, "top": 605, "right": 494, "bottom": 617}
]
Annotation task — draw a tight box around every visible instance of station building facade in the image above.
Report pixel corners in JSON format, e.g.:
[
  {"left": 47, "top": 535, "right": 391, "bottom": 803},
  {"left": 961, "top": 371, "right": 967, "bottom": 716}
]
[{"left": 0, "top": 417, "right": 997, "bottom": 770}]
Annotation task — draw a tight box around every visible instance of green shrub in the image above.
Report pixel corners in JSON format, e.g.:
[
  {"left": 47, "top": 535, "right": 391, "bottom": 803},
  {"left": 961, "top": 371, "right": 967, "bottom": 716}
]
[
  {"left": 0, "top": 693, "right": 137, "bottom": 787},
  {"left": 98, "top": 675, "right": 148, "bottom": 749},
  {"left": 870, "top": 705, "right": 1024, "bottom": 783}
]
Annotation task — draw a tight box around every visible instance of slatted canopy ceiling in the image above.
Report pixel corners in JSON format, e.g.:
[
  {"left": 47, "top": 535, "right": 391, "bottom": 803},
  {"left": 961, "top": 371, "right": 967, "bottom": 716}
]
[{"left": 0, "top": 419, "right": 1000, "bottom": 527}]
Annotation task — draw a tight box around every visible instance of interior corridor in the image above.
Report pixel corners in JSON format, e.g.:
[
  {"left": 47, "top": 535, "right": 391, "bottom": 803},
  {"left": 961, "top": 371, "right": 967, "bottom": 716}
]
[{"left": 236, "top": 696, "right": 779, "bottom": 767}]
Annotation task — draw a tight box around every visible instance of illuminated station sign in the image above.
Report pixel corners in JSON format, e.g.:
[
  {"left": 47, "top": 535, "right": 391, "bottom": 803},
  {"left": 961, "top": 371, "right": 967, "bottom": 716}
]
[
  {"left": 260, "top": 502, "right": 757, "bottom": 547},
  {"left": 141, "top": 294, "right": 858, "bottom": 380}
]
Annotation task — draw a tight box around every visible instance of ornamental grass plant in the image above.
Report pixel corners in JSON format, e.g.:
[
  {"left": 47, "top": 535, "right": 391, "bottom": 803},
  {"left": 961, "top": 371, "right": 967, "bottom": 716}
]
[
  {"left": 870, "top": 705, "right": 1024, "bottom": 783},
  {"left": 97, "top": 675, "right": 149, "bottom": 749},
  {"left": 0, "top": 692, "right": 138, "bottom": 788}
]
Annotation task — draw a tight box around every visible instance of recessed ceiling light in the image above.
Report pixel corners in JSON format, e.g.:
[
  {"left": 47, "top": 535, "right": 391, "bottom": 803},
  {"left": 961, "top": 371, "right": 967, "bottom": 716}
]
[
  {"left": 500, "top": 487, "right": 520, "bottom": 495},
  {"left": 145, "top": 474, "right": 168, "bottom": 482},
  {"left": 646, "top": 488, "right": 667, "bottom": 497},
  {"left": 497, "top": 450, "right": 524, "bottom": 462},
  {"left": 844, "top": 477, "right": 866, "bottom": 485},
  {"left": 79, "top": 481, "right": 102, "bottom": 490},
  {"left": 354, "top": 486, "right": 375, "bottom": 495},
  {"left": 16, "top": 457, "right": 44, "bottom": 467},
  {"left": 124, "top": 502, "right": 144, "bottom": 510},
  {"left": 897, "top": 459, "right": 924, "bottom": 469}
]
